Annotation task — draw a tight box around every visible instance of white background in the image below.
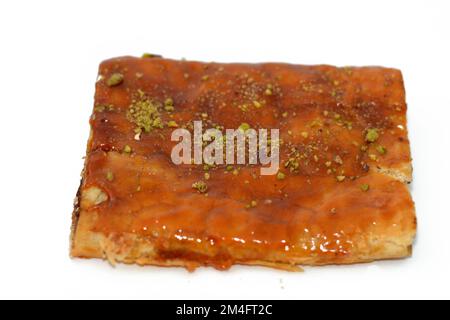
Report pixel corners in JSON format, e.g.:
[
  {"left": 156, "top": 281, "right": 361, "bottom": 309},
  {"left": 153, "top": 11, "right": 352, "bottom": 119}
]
[{"left": 0, "top": 0, "right": 449, "bottom": 300}]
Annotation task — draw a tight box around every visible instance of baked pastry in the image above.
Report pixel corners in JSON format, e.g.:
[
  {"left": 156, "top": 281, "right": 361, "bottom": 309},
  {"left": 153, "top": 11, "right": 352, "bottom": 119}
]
[{"left": 71, "top": 55, "right": 416, "bottom": 271}]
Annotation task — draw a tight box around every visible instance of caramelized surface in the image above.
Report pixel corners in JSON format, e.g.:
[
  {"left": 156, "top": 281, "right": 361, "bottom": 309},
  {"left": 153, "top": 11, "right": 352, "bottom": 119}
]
[{"left": 72, "top": 56, "right": 416, "bottom": 270}]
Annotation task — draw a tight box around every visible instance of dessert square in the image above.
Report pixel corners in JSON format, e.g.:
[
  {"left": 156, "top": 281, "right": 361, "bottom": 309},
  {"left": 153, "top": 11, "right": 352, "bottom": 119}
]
[{"left": 71, "top": 56, "right": 416, "bottom": 271}]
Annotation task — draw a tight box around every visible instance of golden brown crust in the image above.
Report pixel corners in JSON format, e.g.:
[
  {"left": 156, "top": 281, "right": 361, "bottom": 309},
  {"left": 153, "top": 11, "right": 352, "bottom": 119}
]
[{"left": 71, "top": 56, "right": 416, "bottom": 271}]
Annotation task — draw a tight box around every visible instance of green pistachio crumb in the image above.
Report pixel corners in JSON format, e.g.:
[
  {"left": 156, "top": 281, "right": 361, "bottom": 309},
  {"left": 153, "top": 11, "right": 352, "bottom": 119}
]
[
  {"left": 106, "top": 73, "right": 124, "bottom": 87},
  {"left": 142, "top": 53, "right": 160, "bottom": 58},
  {"left": 376, "top": 145, "right": 387, "bottom": 155},
  {"left": 252, "top": 100, "right": 262, "bottom": 108},
  {"left": 277, "top": 172, "right": 286, "bottom": 180},
  {"left": 204, "top": 172, "right": 210, "bottom": 180},
  {"left": 226, "top": 165, "right": 234, "bottom": 171},
  {"left": 94, "top": 104, "right": 114, "bottom": 112},
  {"left": 164, "top": 98, "right": 173, "bottom": 106},
  {"left": 201, "top": 75, "right": 209, "bottom": 81},
  {"left": 360, "top": 184, "right": 370, "bottom": 192},
  {"left": 127, "top": 93, "right": 164, "bottom": 132},
  {"left": 123, "top": 145, "right": 132, "bottom": 153},
  {"left": 192, "top": 181, "right": 208, "bottom": 193},
  {"left": 238, "top": 122, "right": 250, "bottom": 132},
  {"left": 152, "top": 117, "right": 164, "bottom": 129},
  {"left": 167, "top": 120, "right": 178, "bottom": 128},
  {"left": 246, "top": 200, "right": 258, "bottom": 209},
  {"left": 365, "top": 128, "right": 379, "bottom": 143},
  {"left": 301, "top": 131, "right": 309, "bottom": 138},
  {"left": 106, "top": 171, "right": 114, "bottom": 181}
]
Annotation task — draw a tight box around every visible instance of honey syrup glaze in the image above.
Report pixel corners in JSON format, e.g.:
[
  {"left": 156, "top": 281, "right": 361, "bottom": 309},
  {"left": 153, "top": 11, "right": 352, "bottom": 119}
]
[{"left": 77, "top": 56, "right": 416, "bottom": 269}]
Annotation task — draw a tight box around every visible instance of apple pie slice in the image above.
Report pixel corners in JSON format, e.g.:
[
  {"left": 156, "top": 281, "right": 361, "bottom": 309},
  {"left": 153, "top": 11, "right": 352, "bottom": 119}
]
[{"left": 71, "top": 55, "right": 416, "bottom": 271}]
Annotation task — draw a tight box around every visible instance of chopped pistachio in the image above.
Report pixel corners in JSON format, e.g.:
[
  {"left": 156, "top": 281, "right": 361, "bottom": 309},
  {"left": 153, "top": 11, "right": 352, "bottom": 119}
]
[
  {"left": 192, "top": 181, "right": 208, "bottom": 193},
  {"left": 164, "top": 98, "right": 174, "bottom": 106},
  {"left": 246, "top": 200, "right": 258, "bottom": 209},
  {"left": 336, "top": 175, "right": 346, "bottom": 182},
  {"left": 301, "top": 131, "right": 309, "bottom": 138},
  {"left": 238, "top": 104, "right": 249, "bottom": 112},
  {"left": 94, "top": 104, "right": 114, "bottom": 112},
  {"left": 238, "top": 122, "right": 250, "bottom": 132},
  {"left": 152, "top": 117, "right": 163, "bottom": 129},
  {"left": 365, "top": 128, "right": 379, "bottom": 143},
  {"left": 106, "top": 73, "right": 124, "bottom": 87},
  {"left": 142, "top": 53, "right": 159, "bottom": 58},
  {"left": 360, "top": 184, "right": 370, "bottom": 192},
  {"left": 369, "top": 154, "right": 378, "bottom": 161},
  {"left": 232, "top": 169, "right": 239, "bottom": 176},
  {"left": 127, "top": 94, "right": 163, "bottom": 132},
  {"left": 201, "top": 75, "right": 209, "bottom": 81},
  {"left": 265, "top": 88, "right": 273, "bottom": 96},
  {"left": 376, "top": 145, "right": 387, "bottom": 155},
  {"left": 284, "top": 158, "right": 300, "bottom": 172},
  {"left": 277, "top": 172, "right": 286, "bottom": 180},
  {"left": 167, "top": 120, "right": 178, "bottom": 128},
  {"left": 310, "top": 119, "right": 323, "bottom": 128},
  {"left": 204, "top": 172, "right": 210, "bottom": 180},
  {"left": 123, "top": 145, "right": 132, "bottom": 153},
  {"left": 164, "top": 105, "right": 174, "bottom": 112},
  {"left": 252, "top": 100, "right": 262, "bottom": 108},
  {"left": 226, "top": 165, "right": 234, "bottom": 171},
  {"left": 282, "top": 112, "right": 288, "bottom": 118},
  {"left": 106, "top": 171, "right": 114, "bottom": 181}
]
